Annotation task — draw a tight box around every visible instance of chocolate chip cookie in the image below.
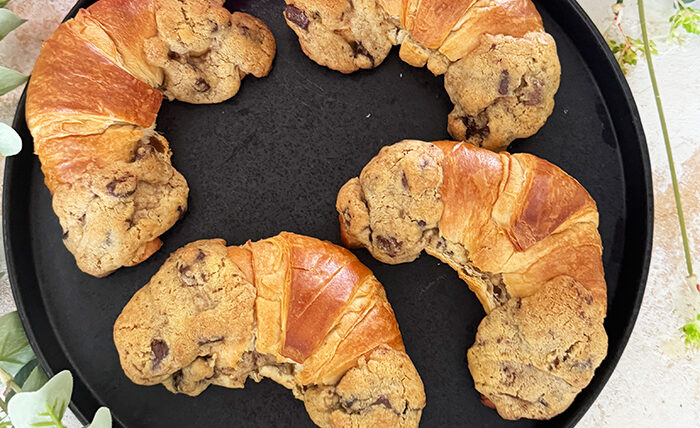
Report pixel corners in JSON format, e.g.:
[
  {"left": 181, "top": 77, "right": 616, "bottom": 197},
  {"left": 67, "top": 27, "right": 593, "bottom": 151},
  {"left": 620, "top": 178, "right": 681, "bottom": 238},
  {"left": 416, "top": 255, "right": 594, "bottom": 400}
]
[
  {"left": 145, "top": 0, "right": 276, "bottom": 103},
  {"left": 283, "top": 0, "right": 401, "bottom": 73},
  {"left": 53, "top": 130, "right": 188, "bottom": 277},
  {"left": 445, "top": 32, "right": 561, "bottom": 151}
]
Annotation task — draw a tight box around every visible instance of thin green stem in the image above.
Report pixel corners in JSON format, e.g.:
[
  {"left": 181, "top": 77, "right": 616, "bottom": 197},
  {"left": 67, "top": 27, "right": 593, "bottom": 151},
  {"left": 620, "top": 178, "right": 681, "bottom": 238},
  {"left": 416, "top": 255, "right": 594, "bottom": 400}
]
[
  {"left": 0, "top": 398, "right": 7, "bottom": 414},
  {"left": 638, "top": 0, "right": 694, "bottom": 277}
]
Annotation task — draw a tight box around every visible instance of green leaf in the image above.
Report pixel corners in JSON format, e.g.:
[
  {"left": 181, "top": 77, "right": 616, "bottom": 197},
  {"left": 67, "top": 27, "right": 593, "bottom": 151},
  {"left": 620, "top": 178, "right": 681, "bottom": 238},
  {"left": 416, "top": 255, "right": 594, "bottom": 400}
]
[
  {"left": 84, "top": 407, "right": 111, "bottom": 428},
  {"left": 0, "top": 311, "right": 35, "bottom": 377},
  {"left": 0, "top": 0, "right": 8, "bottom": 8},
  {"left": 0, "top": 122, "right": 22, "bottom": 156},
  {"left": 14, "top": 359, "right": 38, "bottom": 388},
  {"left": 0, "top": 8, "right": 25, "bottom": 40},
  {"left": 22, "top": 365, "right": 49, "bottom": 393},
  {"left": 0, "top": 65, "right": 28, "bottom": 96},
  {"left": 8, "top": 370, "right": 72, "bottom": 428}
]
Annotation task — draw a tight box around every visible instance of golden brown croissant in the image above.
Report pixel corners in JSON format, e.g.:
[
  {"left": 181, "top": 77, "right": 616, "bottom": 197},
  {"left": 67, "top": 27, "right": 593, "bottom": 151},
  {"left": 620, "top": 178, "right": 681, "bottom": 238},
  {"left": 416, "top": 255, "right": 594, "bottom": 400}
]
[
  {"left": 336, "top": 140, "right": 607, "bottom": 420},
  {"left": 282, "top": 0, "right": 561, "bottom": 151},
  {"left": 25, "top": 0, "right": 276, "bottom": 277},
  {"left": 113, "top": 232, "right": 426, "bottom": 427}
]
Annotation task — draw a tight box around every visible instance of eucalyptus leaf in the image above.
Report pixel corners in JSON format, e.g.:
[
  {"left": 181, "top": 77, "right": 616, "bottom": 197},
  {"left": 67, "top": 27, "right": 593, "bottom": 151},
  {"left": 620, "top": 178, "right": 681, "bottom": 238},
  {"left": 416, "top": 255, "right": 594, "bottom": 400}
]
[
  {"left": 0, "top": 122, "right": 22, "bottom": 156},
  {"left": 8, "top": 370, "right": 73, "bottom": 428},
  {"left": 13, "top": 359, "right": 38, "bottom": 389},
  {"left": 0, "top": 311, "right": 35, "bottom": 377},
  {"left": 0, "top": 8, "right": 25, "bottom": 40},
  {"left": 84, "top": 407, "right": 111, "bottom": 428},
  {"left": 22, "top": 365, "right": 49, "bottom": 392},
  {"left": 0, "top": 65, "right": 28, "bottom": 96}
]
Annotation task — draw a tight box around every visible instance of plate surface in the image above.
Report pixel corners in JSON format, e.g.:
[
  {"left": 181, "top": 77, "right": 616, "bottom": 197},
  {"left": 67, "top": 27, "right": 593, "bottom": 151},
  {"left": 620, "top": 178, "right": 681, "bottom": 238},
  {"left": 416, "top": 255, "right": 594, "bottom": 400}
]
[{"left": 4, "top": 0, "right": 652, "bottom": 427}]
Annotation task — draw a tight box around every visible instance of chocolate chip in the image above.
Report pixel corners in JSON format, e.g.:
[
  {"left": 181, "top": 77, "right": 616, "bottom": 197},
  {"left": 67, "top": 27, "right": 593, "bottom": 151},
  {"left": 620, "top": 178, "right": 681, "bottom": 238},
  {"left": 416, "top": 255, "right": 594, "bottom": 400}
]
[
  {"left": 285, "top": 4, "right": 309, "bottom": 30},
  {"left": 349, "top": 41, "right": 375, "bottom": 67},
  {"left": 198, "top": 336, "right": 224, "bottom": 346},
  {"left": 172, "top": 370, "right": 183, "bottom": 390},
  {"left": 461, "top": 115, "right": 490, "bottom": 140},
  {"left": 148, "top": 136, "right": 165, "bottom": 153},
  {"left": 106, "top": 174, "right": 136, "bottom": 198},
  {"left": 375, "top": 235, "right": 403, "bottom": 257},
  {"left": 342, "top": 397, "right": 357, "bottom": 409},
  {"left": 151, "top": 339, "right": 169, "bottom": 369},
  {"left": 401, "top": 172, "right": 409, "bottom": 189},
  {"left": 239, "top": 25, "right": 249, "bottom": 36},
  {"left": 523, "top": 79, "right": 544, "bottom": 106},
  {"left": 539, "top": 397, "right": 549, "bottom": 407},
  {"left": 194, "top": 78, "right": 210, "bottom": 93},
  {"left": 196, "top": 249, "right": 206, "bottom": 261},
  {"left": 133, "top": 136, "right": 166, "bottom": 161},
  {"left": 179, "top": 264, "right": 196, "bottom": 286},
  {"left": 177, "top": 205, "right": 187, "bottom": 220},
  {"left": 373, "top": 395, "right": 393, "bottom": 410},
  {"left": 417, "top": 220, "right": 426, "bottom": 227},
  {"left": 498, "top": 70, "right": 510, "bottom": 95},
  {"left": 212, "top": 22, "right": 219, "bottom": 32},
  {"left": 168, "top": 51, "right": 180, "bottom": 60},
  {"left": 514, "top": 297, "right": 522, "bottom": 309}
]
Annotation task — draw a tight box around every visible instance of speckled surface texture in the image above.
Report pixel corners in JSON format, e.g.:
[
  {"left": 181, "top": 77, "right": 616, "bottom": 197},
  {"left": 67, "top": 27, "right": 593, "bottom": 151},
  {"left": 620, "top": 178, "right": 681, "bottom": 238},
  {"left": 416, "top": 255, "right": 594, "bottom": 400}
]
[{"left": 0, "top": 1, "right": 698, "bottom": 427}]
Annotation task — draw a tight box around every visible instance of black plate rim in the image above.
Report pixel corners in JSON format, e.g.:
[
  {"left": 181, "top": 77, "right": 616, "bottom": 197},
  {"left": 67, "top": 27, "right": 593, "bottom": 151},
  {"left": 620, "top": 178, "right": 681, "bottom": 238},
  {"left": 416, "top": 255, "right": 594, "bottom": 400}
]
[{"left": 3, "top": 0, "right": 653, "bottom": 426}]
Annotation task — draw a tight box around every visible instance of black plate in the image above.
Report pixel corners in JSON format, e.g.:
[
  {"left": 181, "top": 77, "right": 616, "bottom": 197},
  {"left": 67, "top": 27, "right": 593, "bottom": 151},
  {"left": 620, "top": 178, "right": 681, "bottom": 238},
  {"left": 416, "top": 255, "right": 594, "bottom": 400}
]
[{"left": 4, "top": 0, "right": 652, "bottom": 426}]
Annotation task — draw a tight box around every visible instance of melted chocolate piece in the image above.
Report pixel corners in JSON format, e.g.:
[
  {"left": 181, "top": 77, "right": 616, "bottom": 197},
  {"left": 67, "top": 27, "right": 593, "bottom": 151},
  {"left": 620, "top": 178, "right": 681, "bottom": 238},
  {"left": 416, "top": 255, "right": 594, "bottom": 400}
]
[
  {"left": 523, "top": 79, "right": 544, "bottom": 106},
  {"left": 401, "top": 172, "right": 409, "bottom": 189},
  {"left": 373, "top": 395, "right": 393, "bottom": 410},
  {"left": 375, "top": 235, "right": 403, "bottom": 257},
  {"left": 106, "top": 174, "right": 135, "bottom": 198},
  {"left": 194, "top": 78, "right": 210, "bottom": 93},
  {"left": 498, "top": 70, "right": 510, "bottom": 95},
  {"left": 198, "top": 336, "right": 224, "bottom": 346},
  {"left": 461, "top": 115, "right": 490, "bottom": 140},
  {"left": 285, "top": 5, "right": 309, "bottom": 30},
  {"left": 151, "top": 339, "right": 169, "bottom": 369},
  {"left": 349, "top": 41, "right": 375, "bottom": 67}
]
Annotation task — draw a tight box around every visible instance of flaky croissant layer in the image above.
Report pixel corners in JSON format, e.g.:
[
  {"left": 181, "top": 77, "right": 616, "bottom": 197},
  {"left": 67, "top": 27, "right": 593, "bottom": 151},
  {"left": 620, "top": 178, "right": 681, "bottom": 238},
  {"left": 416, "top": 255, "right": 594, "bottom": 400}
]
[
  {"left": 114, "top": 233, "right": 426, "bottom": 428},
  {"left": 337, "top": 140, "right": 608, "bottom": 420}
]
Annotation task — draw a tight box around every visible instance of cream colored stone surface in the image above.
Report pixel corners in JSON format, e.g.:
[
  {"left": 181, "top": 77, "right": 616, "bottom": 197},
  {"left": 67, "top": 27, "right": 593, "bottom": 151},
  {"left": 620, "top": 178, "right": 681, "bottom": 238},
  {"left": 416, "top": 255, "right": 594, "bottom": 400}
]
[{"left": 0, "top": 0, "right": 698, "bottom": 426}]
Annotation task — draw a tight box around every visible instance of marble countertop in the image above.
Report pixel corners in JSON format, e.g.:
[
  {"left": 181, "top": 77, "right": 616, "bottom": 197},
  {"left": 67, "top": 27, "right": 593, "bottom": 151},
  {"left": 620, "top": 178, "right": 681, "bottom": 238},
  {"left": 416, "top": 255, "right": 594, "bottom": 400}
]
[{"left": 0, "top": 1, "right": 698, "bottom": 426}]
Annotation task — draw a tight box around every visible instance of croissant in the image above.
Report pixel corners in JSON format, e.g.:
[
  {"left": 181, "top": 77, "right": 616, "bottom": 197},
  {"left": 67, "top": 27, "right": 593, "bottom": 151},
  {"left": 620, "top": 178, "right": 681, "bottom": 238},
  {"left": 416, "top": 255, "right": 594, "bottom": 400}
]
[
  {"left": 282, "top": 0, "right": 561, "bottom": 151},
  {"left": 25, "top": 0, "right": 276, "bottom": 277},
  {"left": 336, "top": 140, "right": 607, "bottom": 420},
  {"left": 113, "top": 232, "right": 426, "bottom": 427}
]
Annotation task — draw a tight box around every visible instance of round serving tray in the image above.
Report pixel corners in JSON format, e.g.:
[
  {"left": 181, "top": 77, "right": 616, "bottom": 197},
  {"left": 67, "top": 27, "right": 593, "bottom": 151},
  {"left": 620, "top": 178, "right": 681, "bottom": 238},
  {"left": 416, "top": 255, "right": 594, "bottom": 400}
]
[{"left": 4, "top": 0, "right": 652, "bottom": 426}]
